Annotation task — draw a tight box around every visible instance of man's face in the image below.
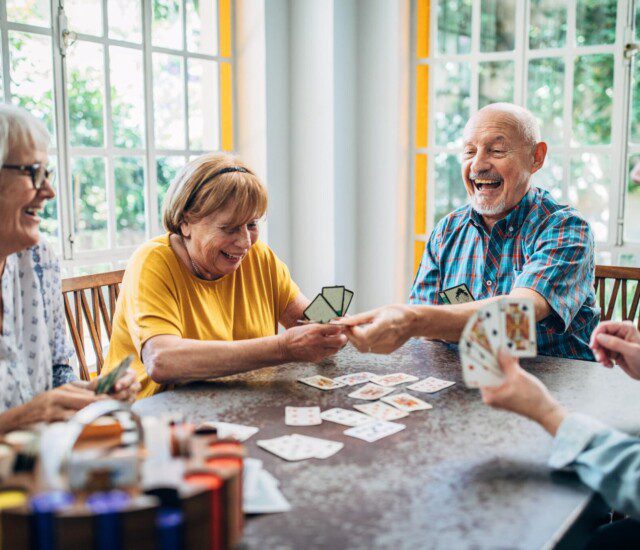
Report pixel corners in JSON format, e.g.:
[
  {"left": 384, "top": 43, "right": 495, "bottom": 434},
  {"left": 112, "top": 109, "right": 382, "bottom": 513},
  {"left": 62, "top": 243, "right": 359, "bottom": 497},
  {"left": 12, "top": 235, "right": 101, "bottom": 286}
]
[{"left": 461, "top": 111, "right": 540, "bottom": 219}]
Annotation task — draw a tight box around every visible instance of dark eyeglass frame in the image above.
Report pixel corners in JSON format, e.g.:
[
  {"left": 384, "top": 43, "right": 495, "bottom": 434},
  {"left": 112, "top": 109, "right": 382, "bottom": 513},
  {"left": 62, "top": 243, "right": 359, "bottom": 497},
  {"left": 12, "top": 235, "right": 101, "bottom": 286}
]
[{"left": 3, "top": 163, "right": 55, "bottom": 190}]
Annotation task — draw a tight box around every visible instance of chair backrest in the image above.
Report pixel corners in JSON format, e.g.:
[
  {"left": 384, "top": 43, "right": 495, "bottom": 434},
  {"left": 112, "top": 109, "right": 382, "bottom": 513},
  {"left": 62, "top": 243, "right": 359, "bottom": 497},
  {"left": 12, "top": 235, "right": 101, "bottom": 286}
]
[
  {"left": 594, "top": 265, "right": 640, "bottom": 328},
  {"left": 61, "top": 270, "right": 125, "bottom": 381}
]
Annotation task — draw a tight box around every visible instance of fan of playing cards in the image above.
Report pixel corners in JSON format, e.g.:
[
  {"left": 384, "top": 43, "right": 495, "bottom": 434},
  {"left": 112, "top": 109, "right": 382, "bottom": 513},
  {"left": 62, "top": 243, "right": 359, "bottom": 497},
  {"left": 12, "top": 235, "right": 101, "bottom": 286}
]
[
  {"left": 460, "top": 297, "right": 537, "bottom": 388},
  {"left": 302, "top": 285, "right": 354, "bottom": 323}
]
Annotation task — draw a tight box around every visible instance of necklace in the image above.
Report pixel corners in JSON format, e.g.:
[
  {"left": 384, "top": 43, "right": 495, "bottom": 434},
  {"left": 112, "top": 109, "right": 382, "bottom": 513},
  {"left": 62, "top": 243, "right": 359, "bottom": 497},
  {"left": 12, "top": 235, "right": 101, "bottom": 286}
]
[{"left": 180, "top": 235, "right": 206, "bottom": 279}]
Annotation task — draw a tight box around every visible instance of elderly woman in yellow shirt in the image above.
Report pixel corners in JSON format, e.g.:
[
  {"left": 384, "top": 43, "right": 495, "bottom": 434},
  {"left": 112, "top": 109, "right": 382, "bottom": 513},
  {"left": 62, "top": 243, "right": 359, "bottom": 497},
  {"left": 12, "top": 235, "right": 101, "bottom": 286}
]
[{"left": 103, "top": 153, "right": 346, "bottom": 399}]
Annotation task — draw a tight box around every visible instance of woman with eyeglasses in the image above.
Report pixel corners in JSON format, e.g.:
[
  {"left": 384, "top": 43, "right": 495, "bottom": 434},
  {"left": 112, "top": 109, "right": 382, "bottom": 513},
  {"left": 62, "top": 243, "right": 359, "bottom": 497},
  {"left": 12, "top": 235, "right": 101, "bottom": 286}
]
[
  {"left": 100, "top": 152, "right": 347, "bottom": 399},
  {"left": 0, "top": 104, "right": 140, "bottom": 433}
]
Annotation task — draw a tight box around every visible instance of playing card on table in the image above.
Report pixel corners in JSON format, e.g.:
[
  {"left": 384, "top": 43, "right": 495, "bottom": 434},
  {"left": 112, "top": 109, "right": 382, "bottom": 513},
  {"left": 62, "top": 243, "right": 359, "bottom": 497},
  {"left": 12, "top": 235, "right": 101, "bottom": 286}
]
[
  {"left": 298, "top": 375, "right": 345, "bottom": 390},
  {"left": 289, "top": 434, "right": 343, "bottom": 459},
  {"left": 257, "top": 435, "right": 318, "bottom": 461},
  {"left": 320, "top": 408, "right": 373, "bottom": 427},
  {"left": 197, "top": 421, "right": 259, "bottom": 442},
  {"left": 333, "top": 372, "right": 376, "bottom": 386},
  {"left": 348, "top": 383, "right": 394, "bottom": 400},
  {"left": 499, "top": 298, "right": 537, "bottom": 357},
  {"left": 370, "top": 373, "right": 419, "bottom": 387},
  {"left": 304, "top": 294, "right": 340, "bottom": 323},
  {"left": 322, "top": 286, "right": 345, "bottom": 316},
  {"left": 285, "top": 406, "right": 322, "bottom": 426},
  {"left": 353, "top": 401, "right": 409, "bottom": 421},
  {"left": 343, "top": 420, "right": 405, "bottom": 442},
  {"left": 407, "top": 377, "right": 455, "bottom": 394},
  {"left": 381, "top": 393, "right": 433, "bottom": 412}
]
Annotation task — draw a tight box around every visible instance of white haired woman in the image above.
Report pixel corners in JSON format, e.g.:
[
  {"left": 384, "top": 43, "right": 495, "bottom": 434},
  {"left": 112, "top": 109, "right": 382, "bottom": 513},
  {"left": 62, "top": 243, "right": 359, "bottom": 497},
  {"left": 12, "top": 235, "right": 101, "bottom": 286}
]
[
  {"left": 101, "top": 153, "right": 347, "bottom": 399},
  {"left": 0, "top": 104, "right": 140, "bottom": 433}
]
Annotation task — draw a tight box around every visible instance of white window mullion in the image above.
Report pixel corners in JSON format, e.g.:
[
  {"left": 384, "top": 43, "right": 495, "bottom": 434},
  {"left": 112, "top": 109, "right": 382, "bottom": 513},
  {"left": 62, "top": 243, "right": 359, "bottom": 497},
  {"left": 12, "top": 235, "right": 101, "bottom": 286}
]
[
  {"left": 182, "top": 0, "right": 190, "bottom": 154},
  {"left": 513, "top": 0, "right": 527, "bottom": 106},
  {"left": 561, "top": 0, "right": 576, "bottom": 204},
  {"left": 0, "top": 2, "right": 11, "bottom": 103},
  {"left": 102, "top": 0, "right": 117, "bottom": 251}
]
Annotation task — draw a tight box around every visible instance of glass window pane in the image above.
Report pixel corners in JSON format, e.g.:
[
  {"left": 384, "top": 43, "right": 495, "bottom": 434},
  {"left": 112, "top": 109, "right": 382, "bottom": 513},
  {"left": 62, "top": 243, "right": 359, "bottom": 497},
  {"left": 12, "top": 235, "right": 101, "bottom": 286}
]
[
  {"left": 479, "top": 61, "right": 514, "bottom": 108},
  {"left": 186, "top": 0, "right": 218, "bottom": 55},
  {"left": 437, "top": 0, "right": 472, "bottom": 55},
  {"left": 41, "top": 155, "right": 60, "bottom": 254},
  {"left": 108, "top": 0, "right": 142, "bottom": 43},
  {"left": 435, "top": 153, "right": 466, "bottom": 223},
  {"left": 576, "top": 0, "right": 617, "bottom": 46},
  {"left": 569, "top": 153, "right": 611, "bottom": 242},
  {"left": 115, "top": 156, "right": 146, "bottom": 246},
  {"left": 152, "top": 0, "right": 183, "bottom": 50},
  {"left": 156, "top": 156, "right": 184, "bottom": 225},
  {"left": 531, "top": 153, "right": 563, "bottom": 201},
  {"left": 188, "top": 59, "right": 219, "bottom": 150},
  {"left": 9, "top": 31, "right": 55, "bottom": 143},
  {"left": 71, "top": 157, "right": 108, "bottom": 251},
  {"left": 572, "top": 54, "right": 613, "bottom": 146},
  {"left": 620, "top": 254, "right": 639, "bottom": 267},
  {"left": 630, "top": 60, "right": 640, "bottom": 145},
  {"left": 625, "top": 154, "right": 640, "bottom": 243},
  {"left": 480, "top": 0, "right": 515, "bottom": 52},
  {"left": 68, "top": 41, "right": 105, "bottom": 147},
  {"left": 110, "top": 46, "right": 145, "bottom": 148},
  {"left": 153, "top": 53, "right": 185, "bottom": 149},
  {"left": 7, "top": 0, "right": 50, "bottom": 27},
  {"left": 66, "top": 0, "right": 103, "bottom": 37},
  {"left": 434, "top": 62, "right": 470, "bottom": 147},
  {"left": 529, "top": 0, "right": 567, "bottom": 49},
  {"left": 527, "top": 57, "right": 564, "bottom": 146},
  {"left": 637, "top": 2, "right": 640, "bottom": 42}
]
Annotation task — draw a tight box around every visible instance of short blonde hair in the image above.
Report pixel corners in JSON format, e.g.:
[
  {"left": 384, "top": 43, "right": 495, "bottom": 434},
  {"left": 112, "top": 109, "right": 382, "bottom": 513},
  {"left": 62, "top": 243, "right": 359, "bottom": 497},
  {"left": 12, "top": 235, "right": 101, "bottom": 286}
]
[{"left": 162, "top": 153, "right": 268, "bottom": 234}]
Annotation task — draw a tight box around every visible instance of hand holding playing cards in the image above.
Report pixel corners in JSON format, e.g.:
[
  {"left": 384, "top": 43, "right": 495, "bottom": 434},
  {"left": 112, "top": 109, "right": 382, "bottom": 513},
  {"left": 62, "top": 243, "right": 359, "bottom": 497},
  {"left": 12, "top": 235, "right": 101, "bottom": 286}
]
[
  {"left": 480, "top": 349, "right": 567, "bottom": 436},
  {"left": 81, "top": 367, "right": 141, "bottom": 403},
  {"left": 26, "top": 383, "right": 107, "bottom": 424},
  {"left": 590, "top": 321, "right": 640, "bottom": 379},
  {"left": 341, "top": 304, "right": 418, "bottom": 354},
  {"left": 279, "top": 324, "right": 347, "bottom": 362}
]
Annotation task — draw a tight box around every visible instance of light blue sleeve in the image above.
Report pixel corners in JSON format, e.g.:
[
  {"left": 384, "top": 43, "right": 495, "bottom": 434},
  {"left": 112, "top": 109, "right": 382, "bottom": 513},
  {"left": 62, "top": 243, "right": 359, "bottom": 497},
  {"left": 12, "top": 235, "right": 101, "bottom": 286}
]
[{"left": 549, "top": 413, "right": 640, "bottom": 518}]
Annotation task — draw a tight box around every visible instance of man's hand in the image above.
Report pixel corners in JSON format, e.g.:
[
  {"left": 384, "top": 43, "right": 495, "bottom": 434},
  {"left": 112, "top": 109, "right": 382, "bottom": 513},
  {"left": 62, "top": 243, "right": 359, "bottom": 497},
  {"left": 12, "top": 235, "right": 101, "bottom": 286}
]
[
  {"left": 79, "top": 368, "right": 141, "bottom": 403},
  {"left": 279, "top": 324, "right": 347, "bottom": 363},
  {"left": 590, "top": 320, "right": 640, "bottom": 380},
  {"left": 339, "top": 304, "right": 418, "bottom": 354},
  {"left": 480, "top": 349, "right": 567, "bottom": 436}
]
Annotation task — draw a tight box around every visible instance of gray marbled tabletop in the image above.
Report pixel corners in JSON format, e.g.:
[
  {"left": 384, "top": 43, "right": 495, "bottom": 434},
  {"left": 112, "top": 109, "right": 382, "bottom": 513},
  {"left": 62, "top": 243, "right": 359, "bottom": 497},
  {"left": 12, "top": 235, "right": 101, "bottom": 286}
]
[{"left": 133, "top": 339, "right": 640, "bottom": 550}]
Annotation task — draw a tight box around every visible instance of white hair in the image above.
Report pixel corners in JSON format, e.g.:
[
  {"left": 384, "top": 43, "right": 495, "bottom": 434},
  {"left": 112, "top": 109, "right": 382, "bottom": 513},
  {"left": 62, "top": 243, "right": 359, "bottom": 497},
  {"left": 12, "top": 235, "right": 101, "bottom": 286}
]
[
  {"left": 472, "top": 102, "right": 541, "bottom": 146},
  {"left": 0, "top": 104, "right": 50, "bottom": 169}
]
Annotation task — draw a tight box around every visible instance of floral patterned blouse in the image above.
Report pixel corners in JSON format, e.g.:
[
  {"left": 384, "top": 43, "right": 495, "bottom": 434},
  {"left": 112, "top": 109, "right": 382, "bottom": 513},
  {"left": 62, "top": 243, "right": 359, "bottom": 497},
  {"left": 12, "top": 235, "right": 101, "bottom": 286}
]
[{"left": 0, "top": 240, "right": 75, "bottom": 412}]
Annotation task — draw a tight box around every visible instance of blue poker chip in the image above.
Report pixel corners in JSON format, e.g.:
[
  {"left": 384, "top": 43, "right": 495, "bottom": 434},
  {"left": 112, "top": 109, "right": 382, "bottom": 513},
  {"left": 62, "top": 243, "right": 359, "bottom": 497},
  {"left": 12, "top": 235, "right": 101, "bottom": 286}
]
[
  {"left": 156, "top": 509, "right": 184, "bottom": 550},
  {"left": 30, "top": 491, "right": 74, "bottom": 513},
  {"left": 86, "top": 490, "right": 131, "bottom": 514}
]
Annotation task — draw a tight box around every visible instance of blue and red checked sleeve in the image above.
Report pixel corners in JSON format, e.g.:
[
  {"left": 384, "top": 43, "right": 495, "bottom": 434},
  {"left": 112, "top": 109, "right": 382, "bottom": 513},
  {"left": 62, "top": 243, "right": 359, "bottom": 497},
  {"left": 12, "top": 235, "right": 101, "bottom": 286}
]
[
  {"left": 410, "top": 230, "right": 441, "bottom": 305},
  {"left": 513, "top": 212, "right": 595, "bottom": 333}
]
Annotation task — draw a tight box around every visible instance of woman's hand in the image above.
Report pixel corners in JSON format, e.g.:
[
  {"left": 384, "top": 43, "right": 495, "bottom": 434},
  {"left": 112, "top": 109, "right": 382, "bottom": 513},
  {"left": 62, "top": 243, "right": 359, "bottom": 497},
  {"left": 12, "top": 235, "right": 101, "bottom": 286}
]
[
  {"left": 82, "top": 368, "right": 141, "bottom": 403},
  {"left": 480, "top": 349, "right": 567, "bottom": 436},
  {"left": 590, "top": 321, "right": 640, "bottom": 380},
  {"left": 279, "top": 324, "right": 348, "bottom": 363},
  {"left": 28, "top": 384, "right": 105, "bottom": 423},
  {"left": 339, "top": 305, "right": 418, "bottom": 354}
]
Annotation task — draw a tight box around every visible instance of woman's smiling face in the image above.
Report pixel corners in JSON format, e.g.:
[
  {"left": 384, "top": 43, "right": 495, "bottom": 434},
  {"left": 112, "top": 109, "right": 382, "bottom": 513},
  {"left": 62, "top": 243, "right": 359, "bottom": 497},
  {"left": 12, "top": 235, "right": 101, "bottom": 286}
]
[{"left": 181, "top": 201, "right": 260, "bottom": 279}]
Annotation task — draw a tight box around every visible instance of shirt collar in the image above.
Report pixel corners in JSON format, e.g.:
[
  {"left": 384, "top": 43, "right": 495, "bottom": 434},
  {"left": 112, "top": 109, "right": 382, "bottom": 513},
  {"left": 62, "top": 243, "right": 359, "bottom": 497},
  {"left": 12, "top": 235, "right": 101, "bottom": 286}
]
[{"left": 466, "top": 187, "right": 536, "bottom": 236}]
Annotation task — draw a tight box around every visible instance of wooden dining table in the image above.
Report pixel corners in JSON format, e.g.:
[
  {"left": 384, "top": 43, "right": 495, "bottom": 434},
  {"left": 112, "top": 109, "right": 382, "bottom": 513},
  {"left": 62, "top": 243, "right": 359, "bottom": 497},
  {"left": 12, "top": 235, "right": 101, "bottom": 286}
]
[{"left": 133, "top": 338, "right": 640, "bottom": 549}]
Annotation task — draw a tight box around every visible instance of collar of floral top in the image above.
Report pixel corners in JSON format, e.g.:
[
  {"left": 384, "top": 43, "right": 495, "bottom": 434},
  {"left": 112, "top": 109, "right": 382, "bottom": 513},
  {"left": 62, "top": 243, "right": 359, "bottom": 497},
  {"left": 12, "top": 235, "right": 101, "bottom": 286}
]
[{"left": 467, "top": 186, "right": 537, "bottom": 237}]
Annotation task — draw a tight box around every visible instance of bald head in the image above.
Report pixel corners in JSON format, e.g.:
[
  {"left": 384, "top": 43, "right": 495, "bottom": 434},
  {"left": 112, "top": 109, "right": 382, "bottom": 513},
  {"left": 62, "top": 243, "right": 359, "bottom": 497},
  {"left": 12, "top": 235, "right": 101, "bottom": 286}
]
[{"left": 464, "top": 103, "right": 541, "bottom": 147}]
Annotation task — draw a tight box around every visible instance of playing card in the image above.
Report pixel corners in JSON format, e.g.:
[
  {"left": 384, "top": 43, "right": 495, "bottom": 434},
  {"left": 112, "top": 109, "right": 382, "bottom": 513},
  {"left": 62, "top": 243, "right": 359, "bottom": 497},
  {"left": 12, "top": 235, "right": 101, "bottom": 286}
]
[
  {"left": 478, "top": 301, "right": 501, "bottom": 353},
  {"left": 499, "top": 298, "right": 537, "bottom": 357},
  {"left": 333, "top": 372, "right": 376, "bottom": 386},
  {"left": 320, "top": 408, "right": 373, "bottom": 427},
  {"left": 381, "top": 393, "right": 433, "bottom": 412},
  {"left": 438, "top": 290, "right": 451, "bottom": 304},
  {"left": 443, "top": 283, "right": 474, "bottom": 304},
  {"left": 285, "top": 406, "right": 322, "bottom": 426},
  {"left": 289, "top": 434, "right": 343, "bottom": 459},
  {"left": 407, "top": 377, "right": 455, "bottom": 394},
  {"left": 257, "top": 435, "right": 318, "bottom": 461},
  {"left": 348, "top": 383, "right": 394, "bottom": 400},
  {"left": 304, "top": 294, "right": 340, "bottom": 323},
  {"left": 197, "top": 421, "right": 259, "bottom": 442},
  {"left": 298, "top": 375, "right": 346, "bottom": 390},
  {"left": 343, "top": 420, "right": 405, "bottom": 442},
  {"left": 322, "top": 286, "right": 346, "bottom": 316},
  {"left": 96, "top": 355, "right": 133, "bottom": 394},
  {"left": 353, "top": 401, "right": 409, "bottom": 421},
  {"left": 460, "top": 343, "right": 504, "bottom": 388},
  {"left": 342, "top": 289, "right": 354, "bottom": 315},
  {"left": 370, "top": 373, "right": 419, "bottom": 387},
  {"left": 462, "top": 311, "right": 494, "bottom": 355}
]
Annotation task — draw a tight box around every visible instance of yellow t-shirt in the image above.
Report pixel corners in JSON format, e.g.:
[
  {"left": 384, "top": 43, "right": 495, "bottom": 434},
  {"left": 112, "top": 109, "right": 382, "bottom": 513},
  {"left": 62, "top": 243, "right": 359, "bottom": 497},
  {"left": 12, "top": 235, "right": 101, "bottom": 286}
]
[{"left": 102, "top": 234, "right": 300, "bottom": 399}]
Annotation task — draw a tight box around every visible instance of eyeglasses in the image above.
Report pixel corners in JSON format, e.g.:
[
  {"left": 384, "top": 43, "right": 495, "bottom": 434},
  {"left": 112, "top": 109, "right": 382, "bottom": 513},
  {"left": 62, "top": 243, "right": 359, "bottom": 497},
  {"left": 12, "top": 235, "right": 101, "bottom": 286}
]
[{"left": 3, "top": 163, "right": 55, "bottom": 190}]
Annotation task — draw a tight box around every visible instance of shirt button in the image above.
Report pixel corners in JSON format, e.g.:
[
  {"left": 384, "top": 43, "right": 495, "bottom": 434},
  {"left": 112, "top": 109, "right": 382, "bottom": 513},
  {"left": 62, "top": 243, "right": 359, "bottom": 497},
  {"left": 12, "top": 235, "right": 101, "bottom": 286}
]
[
  {"left": 508, "top": 226, "right": 514, "bottom": 232},
  {"left": 486, "top": 280, "right": 493, "bottom": 286}
]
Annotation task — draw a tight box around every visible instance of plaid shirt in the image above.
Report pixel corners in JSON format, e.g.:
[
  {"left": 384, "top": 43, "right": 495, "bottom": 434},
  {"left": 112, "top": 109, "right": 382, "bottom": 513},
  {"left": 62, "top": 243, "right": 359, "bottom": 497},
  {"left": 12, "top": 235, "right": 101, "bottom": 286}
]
[{"left": 410, "top": 187, "right": 599, "bottom": 360}]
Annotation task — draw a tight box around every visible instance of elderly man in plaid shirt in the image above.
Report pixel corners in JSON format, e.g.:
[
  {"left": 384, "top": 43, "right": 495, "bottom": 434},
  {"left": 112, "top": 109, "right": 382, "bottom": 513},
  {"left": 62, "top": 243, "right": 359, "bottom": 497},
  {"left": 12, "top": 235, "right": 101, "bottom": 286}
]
[{"left": 344, "top": 103, "right": 598, "bottom": 360}]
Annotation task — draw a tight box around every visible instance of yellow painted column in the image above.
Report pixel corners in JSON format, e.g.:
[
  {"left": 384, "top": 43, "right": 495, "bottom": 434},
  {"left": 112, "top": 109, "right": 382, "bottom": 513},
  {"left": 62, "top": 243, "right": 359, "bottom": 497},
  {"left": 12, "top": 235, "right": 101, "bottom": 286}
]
[{"left": 219, "top": 0, "right": 234, "bottom": 151}]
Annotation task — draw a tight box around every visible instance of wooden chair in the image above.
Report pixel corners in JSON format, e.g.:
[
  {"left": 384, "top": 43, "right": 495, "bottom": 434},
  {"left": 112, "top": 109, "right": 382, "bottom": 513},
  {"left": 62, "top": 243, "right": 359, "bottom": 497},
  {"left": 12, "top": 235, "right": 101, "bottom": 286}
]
[
  {"left": 594, "top": 265, "right": 640, "bottom": 328},
  {"left": 62, "top": 270, "right": 125, "bottom": 381}
]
